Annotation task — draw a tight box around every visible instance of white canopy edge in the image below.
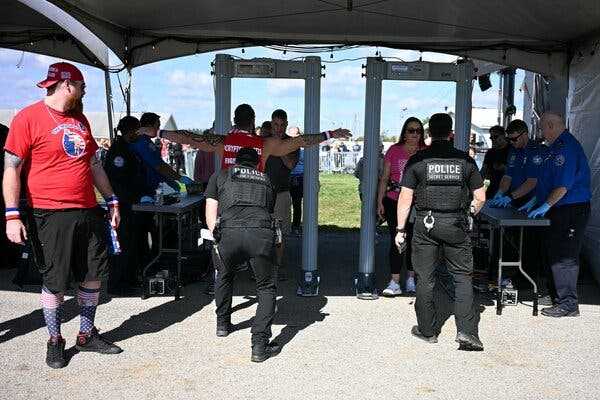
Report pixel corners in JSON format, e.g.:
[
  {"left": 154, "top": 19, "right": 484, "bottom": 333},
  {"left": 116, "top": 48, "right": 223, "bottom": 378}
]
[{"left": 17, "top": 0, "right": 109, "bottom": 67}]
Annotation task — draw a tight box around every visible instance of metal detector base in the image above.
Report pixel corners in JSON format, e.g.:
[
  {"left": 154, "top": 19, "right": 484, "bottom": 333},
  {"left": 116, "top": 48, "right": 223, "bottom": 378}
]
[
  {"left": 354, "top": 273, "right": 379, "bottom": 300},
  {"left": 297, "top": 270, "right": 320, "bottom": 297}
]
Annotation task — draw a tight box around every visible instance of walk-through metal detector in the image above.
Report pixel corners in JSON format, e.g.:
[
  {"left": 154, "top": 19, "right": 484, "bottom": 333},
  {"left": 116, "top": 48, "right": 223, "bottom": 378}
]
[
  {"left": 213, "top": 54, "right": 323, "bottom": 296},
  {"left": 356, "top": 58, "right": 475, "bottom": 299}
]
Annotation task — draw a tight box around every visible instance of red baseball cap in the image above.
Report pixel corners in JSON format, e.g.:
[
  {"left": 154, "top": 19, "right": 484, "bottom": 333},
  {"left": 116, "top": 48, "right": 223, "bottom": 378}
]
[{"left": 37, "top": 62, "right": 85, "bottom": 89}]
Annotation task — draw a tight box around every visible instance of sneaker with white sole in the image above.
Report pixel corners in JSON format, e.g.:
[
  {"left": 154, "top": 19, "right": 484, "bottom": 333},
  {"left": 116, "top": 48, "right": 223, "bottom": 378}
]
[
  {"left": 382, "top": 280, "right": 402, "bottom": 297},
  {"left": 405, "top": 276, "right": 416, "bottom": 293}
]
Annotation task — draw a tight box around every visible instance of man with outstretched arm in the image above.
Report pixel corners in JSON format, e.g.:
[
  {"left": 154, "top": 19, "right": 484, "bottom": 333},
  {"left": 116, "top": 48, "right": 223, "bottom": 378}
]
[{"left": 156, "top": 104, "right": 351, "bottom": 171}]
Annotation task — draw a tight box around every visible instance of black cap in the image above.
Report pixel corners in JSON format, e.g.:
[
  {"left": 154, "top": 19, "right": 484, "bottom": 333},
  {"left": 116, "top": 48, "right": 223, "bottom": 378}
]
[{"left": 235, "top": 147, "right": 260, "bottom": 167}]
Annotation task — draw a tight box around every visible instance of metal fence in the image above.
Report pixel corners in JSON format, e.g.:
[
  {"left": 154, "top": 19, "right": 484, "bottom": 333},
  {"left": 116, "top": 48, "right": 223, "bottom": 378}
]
[{"left": 319, "top": 151, "right": 361, "bottom": 173}]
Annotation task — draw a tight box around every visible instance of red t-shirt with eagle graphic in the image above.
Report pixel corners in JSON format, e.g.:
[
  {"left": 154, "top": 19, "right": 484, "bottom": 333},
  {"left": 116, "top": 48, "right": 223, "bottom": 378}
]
[{"left": 5, "top": 100, "right": 99, "bottom": 209}]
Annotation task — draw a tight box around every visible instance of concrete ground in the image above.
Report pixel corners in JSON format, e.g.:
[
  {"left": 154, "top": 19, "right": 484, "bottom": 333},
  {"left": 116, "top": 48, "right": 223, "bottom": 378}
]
[{"left": 1, "top": 231, "right": 600, "bottom": 400}]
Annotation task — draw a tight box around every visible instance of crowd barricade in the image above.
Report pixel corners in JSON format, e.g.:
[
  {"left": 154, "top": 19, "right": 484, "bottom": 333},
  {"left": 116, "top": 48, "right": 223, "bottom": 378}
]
[{"left": 319, "top": 151, "right": 361, "bottom": 173}]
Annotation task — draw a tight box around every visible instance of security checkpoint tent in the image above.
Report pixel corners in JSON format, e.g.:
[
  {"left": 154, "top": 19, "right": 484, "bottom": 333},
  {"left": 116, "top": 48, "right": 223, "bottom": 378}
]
[{"left": 4, "top": 0, "right": 600, "bottom": 283}]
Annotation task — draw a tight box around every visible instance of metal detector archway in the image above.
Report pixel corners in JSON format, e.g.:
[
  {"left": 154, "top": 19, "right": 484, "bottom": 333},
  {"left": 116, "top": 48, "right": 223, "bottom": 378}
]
[
  {"left": 356, "top": 58, "right": 475, "bottom": 299},
  {"left": 213, "top": 54, "right": 323, "bottom": 296}
]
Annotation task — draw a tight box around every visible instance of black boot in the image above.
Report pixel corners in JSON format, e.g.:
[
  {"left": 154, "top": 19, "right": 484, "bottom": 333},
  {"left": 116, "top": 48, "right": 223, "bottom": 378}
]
[
  {"left": 216, "top": 322, "right": 232, "bottom": 337},
  {"left": 411, "top": 326, "right": 438, "bottom": 343},
  {"left": 75, "top": 327, "right": 122, "bottom": 354},
  {"left": 46, "top": 337, "right": 66, "bottom": 369},
  {"left": 251, "top": 341, "right": 281, "bottom": 363},
  {"left": 456, "top": 332, "right": 484, "bottom": 351}
]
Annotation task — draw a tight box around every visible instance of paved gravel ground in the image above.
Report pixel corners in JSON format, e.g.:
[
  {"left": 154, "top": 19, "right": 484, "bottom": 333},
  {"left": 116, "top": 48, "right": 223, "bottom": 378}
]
[{"left": 1, "top": 232, "right": 599, "bottom": 400}]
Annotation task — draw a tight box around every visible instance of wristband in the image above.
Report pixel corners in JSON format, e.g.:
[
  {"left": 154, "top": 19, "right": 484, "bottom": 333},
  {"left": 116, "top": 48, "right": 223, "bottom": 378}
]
[
  {"left": 106, "top": 195, "right": 119, "bottom": 208},
  {"left": 396, "top": 227, "right": 406, "bottom": 233},
  {"left": 5, "top": 207, "right": 20, "bottom": 221}
]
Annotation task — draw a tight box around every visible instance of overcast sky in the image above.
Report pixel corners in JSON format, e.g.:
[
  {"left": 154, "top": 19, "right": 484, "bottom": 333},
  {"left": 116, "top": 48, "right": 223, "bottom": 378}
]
[{"left": 0, "top": 46, "right": 524, "bottom": 134}]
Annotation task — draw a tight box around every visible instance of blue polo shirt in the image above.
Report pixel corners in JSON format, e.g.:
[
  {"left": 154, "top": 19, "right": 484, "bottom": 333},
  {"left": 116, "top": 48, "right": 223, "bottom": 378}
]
[
  {"left": 505, "top": 141, "right": 541, "bottom": 192},
  {"left": 128, "top": 135, "right": 165, "bottom": 193},
  {"left": 535, "top": 130, "right": 591, "bottom": 206}
]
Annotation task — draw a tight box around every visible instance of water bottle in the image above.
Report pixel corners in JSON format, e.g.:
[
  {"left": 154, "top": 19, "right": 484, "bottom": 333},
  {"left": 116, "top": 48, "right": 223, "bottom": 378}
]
[
  {"left": 155, "top": 188, "right": 164, "bottom": 206},
  {"left": 107, "top": 222, "right": 121, "bottom": 255}
]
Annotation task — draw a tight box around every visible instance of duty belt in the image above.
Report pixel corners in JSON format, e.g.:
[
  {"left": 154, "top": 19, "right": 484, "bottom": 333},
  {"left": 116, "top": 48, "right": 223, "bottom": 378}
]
[{"left": 219, "top": 220, "right": 275, "bottom": 229}]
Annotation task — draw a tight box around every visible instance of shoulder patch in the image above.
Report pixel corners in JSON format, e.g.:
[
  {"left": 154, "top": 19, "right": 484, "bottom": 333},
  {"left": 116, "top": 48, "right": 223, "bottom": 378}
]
[
  {"left": 532, "top": 155, "right": 543, "bottom": 165},
  {"left": 113, "top": 156, "right": 125, "bottom": 168},
  {"left": 554, "top": 154, "right": 565, "bottom": 167}
]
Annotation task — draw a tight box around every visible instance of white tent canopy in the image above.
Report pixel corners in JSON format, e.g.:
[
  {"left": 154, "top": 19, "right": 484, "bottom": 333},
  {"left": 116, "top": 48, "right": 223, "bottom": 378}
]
[
  {"left": 41, "top": 0, "right": 599, "bottom": 76},
  {"left": 1, "top": 0, "right": 109, "bottom": 67}
]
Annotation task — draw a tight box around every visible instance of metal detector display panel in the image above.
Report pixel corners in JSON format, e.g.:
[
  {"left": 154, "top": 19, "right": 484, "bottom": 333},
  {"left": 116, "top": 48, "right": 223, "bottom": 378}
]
[
  {"left": 387, "top": 62, "right": 430, "bottom": 80},
  {"left": 234, "top": 61, "right": 275, "bottom": 78}
]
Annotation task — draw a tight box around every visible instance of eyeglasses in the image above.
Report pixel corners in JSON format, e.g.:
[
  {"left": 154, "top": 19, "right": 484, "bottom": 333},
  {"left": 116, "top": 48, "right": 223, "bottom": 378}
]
[
  {"left": 508, "top": 131, "right": 526, "bottom": 142},
  {"left": 406, "top": 128, "right": 423, "bottom": 134}
]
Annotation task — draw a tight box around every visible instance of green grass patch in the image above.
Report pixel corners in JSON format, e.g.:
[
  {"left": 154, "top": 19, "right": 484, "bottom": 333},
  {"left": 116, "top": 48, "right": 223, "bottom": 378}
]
[{"left": 318, "top": 173, "right": 362, "bottom": 230}]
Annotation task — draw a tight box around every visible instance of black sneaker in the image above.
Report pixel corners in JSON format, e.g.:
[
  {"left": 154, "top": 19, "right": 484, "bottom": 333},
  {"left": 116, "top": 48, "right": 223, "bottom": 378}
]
[
  {"left": 541, "top": 305, "right": 580, "bottom": 317},
  {"left": 251, "top": 341, "right": 281, "bottom": 363},
  {"left": 411, "top": 326, "right": 438, "bottom": 343},
  {"left": 456, "top": 332, "right": 484, "bottom": 351},
  {"left": 75, "top": 328, "right": 122, "bottom": 354},
  {"left": 46, "top": 337, "right": 66, "bottom": 369},
  {"left": 216, "top": 322, "right": 232, "bottom": 337},
  {"left": 538, "top": 294, "right": 554, "bottom": 306}
]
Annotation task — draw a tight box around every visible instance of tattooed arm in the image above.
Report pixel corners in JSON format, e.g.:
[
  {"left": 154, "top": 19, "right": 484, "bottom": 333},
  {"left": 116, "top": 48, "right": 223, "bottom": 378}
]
[
  {"left": 3, "top": 151, "right": 27, "bottom": 243},
  {"left": 264, "top": 128, "right": 351, "bottom": 157},
  {"left": 160, "top": 129, "right": 225, "bottom": 155}
]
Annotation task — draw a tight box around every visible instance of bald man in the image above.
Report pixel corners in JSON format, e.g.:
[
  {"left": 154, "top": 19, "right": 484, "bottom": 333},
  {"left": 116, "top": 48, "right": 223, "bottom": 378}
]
[{"left": 525, "top": 112, "right": 591, "bottom": 317}]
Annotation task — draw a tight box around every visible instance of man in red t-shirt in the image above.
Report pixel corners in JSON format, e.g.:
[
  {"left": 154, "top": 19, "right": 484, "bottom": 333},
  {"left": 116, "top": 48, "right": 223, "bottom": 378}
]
[
  {"left": 157, "top": 104, "right": 351, "bottom": 171},
  {"left": 3, "top": 62, "right": 123, "bottom": 369}
]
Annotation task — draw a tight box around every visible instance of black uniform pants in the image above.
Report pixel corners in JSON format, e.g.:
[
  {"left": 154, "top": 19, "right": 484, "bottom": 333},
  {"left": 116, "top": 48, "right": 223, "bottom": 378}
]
[
  {"left": 545, "top": 202, "right": 590, "bottom": 311},
  {"left": 290, "top": 175, "right": 303, "bottom": 229},
  {"left": 412, "top": 214, "right": 478, "bottom": 337},
  {"left": 383, "top": 196, "right": 413, "bottom": 273},
  {"left": 214, "top": 227, "right": 276, "bottom": 345}
]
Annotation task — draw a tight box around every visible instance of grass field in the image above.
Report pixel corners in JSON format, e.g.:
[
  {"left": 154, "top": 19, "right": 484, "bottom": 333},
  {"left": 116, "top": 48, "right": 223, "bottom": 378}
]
[{"left": 317, "top": 173, "right": 362, "bottom": 230}]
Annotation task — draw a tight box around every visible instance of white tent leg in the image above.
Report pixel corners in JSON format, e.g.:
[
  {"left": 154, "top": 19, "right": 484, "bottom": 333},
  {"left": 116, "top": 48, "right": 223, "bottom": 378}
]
[
  {"left": 298, "top": 56, "right": 322, "bottom": 297},
  {"left": 356, "top": 57, "right": 384, "bottom": 300},
  {"left": 213, "top": 54, "right": 233, "bottom": 170}
]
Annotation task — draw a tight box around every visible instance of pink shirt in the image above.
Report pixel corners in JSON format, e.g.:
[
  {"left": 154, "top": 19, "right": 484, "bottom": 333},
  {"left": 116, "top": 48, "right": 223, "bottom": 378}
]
[{"left": 384, "top": 144, "right": 413, "bottom": 201}]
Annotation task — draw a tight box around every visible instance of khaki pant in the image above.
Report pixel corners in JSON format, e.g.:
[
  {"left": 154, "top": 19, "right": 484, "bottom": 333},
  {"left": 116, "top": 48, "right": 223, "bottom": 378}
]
[{"left": 273, "top": 191, "right": 292, "bottom": 235}]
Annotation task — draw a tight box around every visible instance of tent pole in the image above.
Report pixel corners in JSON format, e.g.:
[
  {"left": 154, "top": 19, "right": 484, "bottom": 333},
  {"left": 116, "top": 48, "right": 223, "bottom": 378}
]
[
  {"left": 454, "top": 61, "right": 474, "bottom": 152},
  {"left": 104, "top": 68, "right": 114, "bottom": 140},
  {"left": 126, "top": 68, "right": 132, "bottom": 116}
]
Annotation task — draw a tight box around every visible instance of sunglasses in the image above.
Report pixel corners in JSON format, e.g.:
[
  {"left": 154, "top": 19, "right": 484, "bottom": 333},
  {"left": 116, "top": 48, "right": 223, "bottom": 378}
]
[{"left": 508, "top": 131, "right": 526, "bottom": 142}]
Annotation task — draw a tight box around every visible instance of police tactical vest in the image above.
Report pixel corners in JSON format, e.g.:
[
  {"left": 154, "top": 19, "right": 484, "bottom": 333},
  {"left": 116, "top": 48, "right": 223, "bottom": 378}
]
[
  {"left": 415, "top": 158, "right": 469, "bottom": 212},
  {"left": 218, "top": 166, "right": 274, "bottom": 214}
]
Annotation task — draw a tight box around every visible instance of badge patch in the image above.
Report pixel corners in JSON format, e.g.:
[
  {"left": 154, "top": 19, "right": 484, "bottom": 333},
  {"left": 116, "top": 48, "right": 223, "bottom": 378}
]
[
  {"left": 554, "top": 154, "right": 565, "bottom": 167},
  {"left": 532, "top": 155, "right": 542, "bottom": 165},
  {"left": 113, "top": 156, "right": 125, "bottom": 168},
  {"left": 62, "top": 129, "right": 86, "bottom": 158}
]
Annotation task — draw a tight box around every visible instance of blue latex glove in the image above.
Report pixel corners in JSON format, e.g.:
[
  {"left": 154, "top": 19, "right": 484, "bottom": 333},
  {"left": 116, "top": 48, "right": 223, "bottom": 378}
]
[
  {"left": 140, "top": 195, "right": 154, "bottom": 203},
  {"left": 527, "top": 202, "right": 550, "bottom": 219},
  {"left": 518, "top": 196, "right": 537, "bottom": 213},
  {"left": 490, "top": 191, "right": 504, "bottom": 202},
  {"left": 491, "top": 194, "right": 512, "bottom": 208},
  {"left": 180, "top": 176, "right": 195, "bottom": 185}
]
